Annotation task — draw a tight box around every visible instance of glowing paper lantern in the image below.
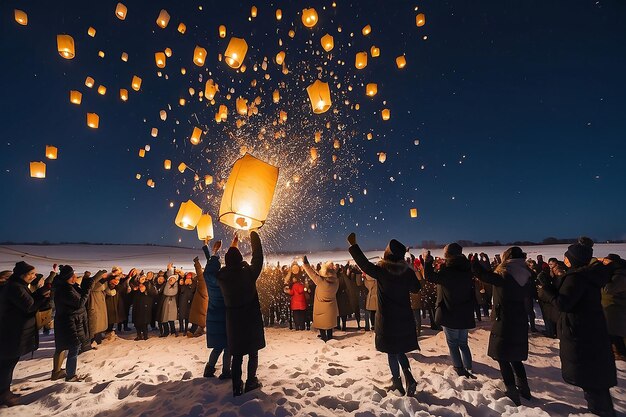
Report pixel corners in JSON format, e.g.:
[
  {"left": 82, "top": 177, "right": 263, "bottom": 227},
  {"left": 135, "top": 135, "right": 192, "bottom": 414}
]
[
  {"left": 280, "top": 111, "right": 288, "bottom": 122},
  {"left": 367, "top": 132, "right": 373, "bottom": 140},
  {"left": 250, "top": 6, "right": 257, "bottom": 17},
  {"left": 378, "top": 152, "right": 387, "bottom": 163},
  {"left": 276, "top": 9, "right": 282, "bottom": 20},
  {"left": 138, "top": 149, "right": 145, "bottom": 158},
  {"left": 288, "top": 30, "right": 295, "bottom": 38},
  {"left": 272, "top": 89, "right": 280, "bottom": 103},
  {"left": 174, "top": 200, "right": 203, "bottom": 230},
  {"left": 190, "top": 127, "right": 202, "bottom": 145},
  {"left": 45, "top": 146, "right": 58, "bottom": 160},
  {"left": 366, "top": 83, "right": 378, "bottom": 97},
  {"left": 204, "top": 80, "right": 217, "bottom": 100},
  {"left": 164, "top": 47, "right": 172, "bottom": 57},
  {"left": 131, "top": 75, "right": 142, "bottom": 91},
  {"left": 156, "top": 9, "right": 170, "bottom": 28},
  {"left": 57, "top": 35, "right": 75, "bottom": 59},
  {"left": 340, "top": 198, "right": 345, "bottom": 206},
  {"left": 164, "top": 159, "right": 171, "bottom": 170},
  {"left": 410, "top": 208, "right": 418, "bottom": 218},
  {"left": 193, "top": 46, "right": 207, "bottom": 66},
  {"left": 236, "top": 97, "right": 247, "bottom": 115},
  {"left": 121, "top": 52, "right": 128, "bottom": 62},
  {"left": 160, "top": 110, "right": 167, "bottom": 120},
  {"left": 320, "top": 34, "right": 334, "bottom": 52},
  {"left": 177, "top": 23, "right": 186, "bottom": 34},
  {"left": 70, "top": 90, "right": 82, "bottom": 104},
  {"left": 30, "top": 162, "right": 46, "bottom": 178},
  {"left": 146, "top": 179, "right": 155, "bottom": 188},
  {"left": 178, "top": 162, "right": 187, "bottom": 173},
  {"left": 87, "top": 113, "right": 99, "bottom": 128},
  {"left": 275, "top": 51, "right": 285, "bottom": 65},
  {"left": 88, "top": 27, "right": 96, "bottom": 37},
  {"left": 333, "top": 139, "right": 340, "bottom": 149},
  {"left": 219, "top": 105, "right": 228, "bottom": 120},
  {"left": 371, "top": 46, "right": 380, "bottom": 57},
  {"left": 315, "top": 131, "right": 322, "bottom": 143},
  {"left": 362, "top": 25, "right": 372, "bottom": 36},
  {"left": 301, "top": 8, "right": 318, "bottom": 28},
  {"left": 196, "top": 214, "right": 214, "bottom": 240},
  {"left": 396, "top": 55, "right": 407, "bottom": 69},
  {"left": 219, "top": 25, "right": 226, "bottom": 38},
  {"left": 204, "top": 175, "right": 213, "bottom": 185},
  {"left": 310, "top": 147, "right": 318, "bottom": 160},
  {"left": 120, "top": 89, "right": 128, "bottom": 101},
  {"left": 381, "top": 108, "right": 390, "bottom": 120},
  {"left": 115, "top": 3, "right": 127, "bottom": 20},
  {"left": 306, "top": 80, "right": 331, "bottom": 114},
  {"left": 151, "top": 128, "right": 158, "bottom": 137},
  {"left": 332, "top": 155, "right": 338, "bottom": 163},
  {"left": 219, "top": 154, "right": 279, "bottom": 230},
  {"left": 355, "top": 52, "right": 367, "bottom": 69},
  {"left": 416, "top": 13, "right": 426, "bottom": 27},
  {"left": 155, "top": 52, "right": 166, "bottom": 68},
  {"left": 97, "top": 85, "right": 106, "bottom": 95},
  {"left": 14, "top": 10, "right": 27, "bottom": 25},
  {"left": 224, "top": 37, "right": 248, "bottom": 69},
  {"left": 98, "top": 50, "right": 105, "bottom": 58}
]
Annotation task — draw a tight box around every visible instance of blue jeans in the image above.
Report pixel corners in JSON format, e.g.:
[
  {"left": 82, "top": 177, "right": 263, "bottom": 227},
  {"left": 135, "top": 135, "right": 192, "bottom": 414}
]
[
  {"left": 66, "top": 344, "right": 81, "bottom": 378},
  {"left": 387, "top": 353, "right": 410, "bottom": 378},
  {"left": 442, "top": 327, "right": 472, "bottom": 370}
]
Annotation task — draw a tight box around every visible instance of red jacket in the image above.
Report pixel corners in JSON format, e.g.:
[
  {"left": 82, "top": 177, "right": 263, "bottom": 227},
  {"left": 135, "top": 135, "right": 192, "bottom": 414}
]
[{"left": 289, "top": 282, "right": 307, "bottom": 311}]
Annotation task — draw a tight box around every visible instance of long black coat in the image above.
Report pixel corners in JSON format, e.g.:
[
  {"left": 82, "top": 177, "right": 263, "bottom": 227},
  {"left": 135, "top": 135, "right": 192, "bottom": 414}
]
[
  {"left": 177, "top": 280, "right": 197, "bottom": 320},
  {"left": 540, "top": 261, "right": 617, "bottom": 390},
  {"left": 105, "top": 279, "right": 123, "bottom": 325},
  {"left": 349, "top": 244, "right": 420, "bottom": 354},
  {"left": 132, "top": 283, "right": 158, "bottom": 326},
  {"left": 601, "top": 258, "right": 626, "bottom": 337},
  {"left": 217, "top": 232, "right": 265, "bottom": 356},
  {"left": 336, "top": 271, "right": 354, "bottom": 316},
  {"left": 0, "top": 275, "right": 48, "bottom": 359},
  {"left": 153, "top": 281, "right": 166, "bottom": 323},
  {"left": 54, "top": 276, "right": 94, "bottom": 351},
  {"left": 424, "top": 256, "right": 476, "bottom": 330}
]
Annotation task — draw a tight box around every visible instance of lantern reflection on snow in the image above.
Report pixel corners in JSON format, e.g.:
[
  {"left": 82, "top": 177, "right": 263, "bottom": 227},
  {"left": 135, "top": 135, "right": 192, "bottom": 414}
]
[
  {"left": 301, "top": 8, "right": 318, "bottom": 28},
  {"left": 115, "top": 3, "right": 127, "bottom": 20},
  {"left": 306, "top": 80, "right": 331, "bottom": 114},
  {"left": 57, "top": 35, "right": 75, "bottom": 59},
  {"left": 196, "top": 214, "right": 214, "bottom": 240},
  {"left": 219, "top": 153, "right": 279, "bottom": 230},
  {"left": 70, "top": 90, "right": 82, "bottom": 104},
  {"left": 46, "top": 145, "right": 58, "bottom": 160},
  {"left": 355, "top": 51, "right": 367, "bottom": 69},
  {"left": 174, "top": 200, "right": 202, "bottom": 230},
  {"left": 30, "top": 162, "right": 46, "bottom": 179},
  {"left": 321, "top": 34, "right": 334, "bottom": 52},
  {"left": 193, "top": 46, "right": 207, "bottom": 66},
  {"left": 224, "top": 37, "right": 248, "bottom": 69},
  {"left": 156, "top": 9, "right": 170, "bottom": 28}
]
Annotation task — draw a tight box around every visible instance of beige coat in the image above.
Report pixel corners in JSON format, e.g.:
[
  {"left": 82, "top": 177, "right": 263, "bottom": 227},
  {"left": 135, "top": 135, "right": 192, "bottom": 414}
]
[
  {"left": 189, "top": 259, "right": 209, "bottom": 327},
  {"left": 303, "top": 263, "right": 339, "bottom": 330},
  {"left": 88, "top": 280, "right": 108, "bottom": 335},
  {"left": 364, "top": 275, "right": 378, "bottom": 311}
]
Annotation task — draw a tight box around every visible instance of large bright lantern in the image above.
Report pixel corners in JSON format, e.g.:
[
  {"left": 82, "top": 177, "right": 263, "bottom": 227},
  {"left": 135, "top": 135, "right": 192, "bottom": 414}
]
[
  {"left": 196, "top": 214, "right": 214, "bottom": 240},
  {"left": 174, "top": 200, "right": 203, "bottom": 230},
  {"left": 193, "top": 46, "right": 207, "bottom": 66},
  {"left": 156, "top": 9, "right": 170, "bottom": 28},
  {"left": 355, "top": 51, "right": 367, "bottom": 69},
  {"left": 320, "top": 34, "right": 334, "bottom": 52},
  {"left": 306, "top": 80, "right": 331, "bottom": 114},
  {"left": 57, "top": 35, "right": 75, "bottom": 59},
  {"left": 224, "top": 37, "right": 248, "bottom": 69},
  {"left": 115, "top": 3, "right": 127, "bottom": 20},
  {"left": 30, "top": 162, "right": 46, "bottom": 178},
  {"left": 46, "top": 145, "right": 58, "bottom": 160},
  {"left": 219, "top": 154, "right": 279, "bottom": 230},
  {"left": 301, "top": 8, "right": 318, "bottom": 28}
]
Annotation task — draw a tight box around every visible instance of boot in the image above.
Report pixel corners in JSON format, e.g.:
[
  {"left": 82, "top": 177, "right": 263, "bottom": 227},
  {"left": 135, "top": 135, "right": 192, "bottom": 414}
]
[
  {"left": 219, "top": 369, "right": 232, "bottom": 380},
  {"left": 203, "top": 364, "right": 216, "bottom": 378},
  {"left": 454, "top": 367, "right": 476, "bottom": 379},
  {"left": 244, "top": 376, "right": 262, "bottom": 393},
  {"left": 403, "top": 369, "right": 417, "bottom": 397},
  {"left": 51, "top": 369, "right": 67, "bottom": 381},
  {"left": 505, "top": 385, "right": 521, "bottom": 406},
  {"left": 233, "top": 380, "right": 244, "bottom": 397},
  {"left": 386, "top": 377, "right": 406, "bottom": 395},
  {"left": 0, "top": 390, "right": 18, "bottom": 407},
  {"left": 65, "top": 375, "right": 84, "bottom": 382},
  {"left": 516, "top": 376, "right": 532, "bottom": 400}
]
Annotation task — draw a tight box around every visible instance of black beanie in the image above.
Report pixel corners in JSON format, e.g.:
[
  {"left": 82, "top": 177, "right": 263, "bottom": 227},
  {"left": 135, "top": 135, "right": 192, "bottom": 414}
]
[
  {"left": 225, "top": 247, "right": 243, "bottom": 267},
  {"left": 13, "top": 261, "right": 35, "bottom": 277},
  {"left": 444, "top": 243, "right": 463, "bottom": 259},
  {"left": 507, "top": 246, "right": 526, "bottom": 260},
  {"left": 59, "top": 265, "right": 75, "bottom": 281},
  {"left": 565, "top": 238, "right": 593, "bottom": 268},
  {"left": 383, "top": 239, "right": 406, "bottom": 262}
]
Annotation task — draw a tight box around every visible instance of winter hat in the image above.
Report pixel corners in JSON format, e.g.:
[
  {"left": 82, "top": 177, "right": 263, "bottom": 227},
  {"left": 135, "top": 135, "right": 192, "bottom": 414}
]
[
  {"left": 607, "top": 253, "right": 622, "bottom": 262},
  {"left": 13, "top": 261, "right": 35, "bottom": 277},
  {"left": 58, "top": 265, "right": 75, "bottom": 281},
  {"left": 507, "top": 246, "right": 526, "bottom": 260},
  {"left": 225, "top": 247, "right": 243, "bottom": 267},
  {"left": 565, "top": 237, "right": 594, "bottom": 268},
  {"left": 383, "top": 239, "right": 407, "bottom": 262},
  {"left": 443, "top": 243, "right": 463, "bottom": 259}
]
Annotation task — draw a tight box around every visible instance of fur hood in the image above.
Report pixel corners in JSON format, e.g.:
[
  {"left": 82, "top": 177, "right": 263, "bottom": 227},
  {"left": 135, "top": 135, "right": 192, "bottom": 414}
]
[
  {"left": 377, "top": 259, "right": 411, "bottom": 276},
  {"left": 497, "top": 258, "right": 531, "bottom": 286},
  {"left": 318, "top": 262, "right": 337, "bottom": 281}
]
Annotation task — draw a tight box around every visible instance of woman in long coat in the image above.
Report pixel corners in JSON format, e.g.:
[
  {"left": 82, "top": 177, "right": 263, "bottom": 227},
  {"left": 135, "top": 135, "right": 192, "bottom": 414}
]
[
  {"left": 472, "top": 246, "right": 533, "bottom": 406},
  {"left": 131, "top": 276, "right": 157, "bottom": 340},
  {"left": 104, "top": 276, "right": 122, "bottom": 332},
  {"left": 363, "top": 274, "right": 378, "bottom": 331},
  {"left": 177, "top": 273, "right": 196, "bottom": 334},
  {"left": 189, "top": 257, "right": 209, "bottom": 336},
  {"left": 335, "top": 266, "right": 353, "bottom": 330},
  {"left": 87, "top": 274, "right": 108, "bottom": 344},
  {"left": 160, "top": 274, "right": 179, "bottom": 337},
  {"left": 348, "top": 233, "right": 420, "bottom": 397},
  {"left": 0, "top": 262, "right": 50, "bottom": 407},
  {"left": 302, "top": 260, "right": 339, "bottom": 341}
]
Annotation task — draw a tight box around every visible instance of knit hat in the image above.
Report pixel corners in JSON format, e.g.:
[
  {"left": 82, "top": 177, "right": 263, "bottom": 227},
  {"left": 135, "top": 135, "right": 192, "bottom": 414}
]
[
  {"left": 13, "top": 261, "right": 35, "bottom": 277},
  {"left": 565, "top": 237, "right": 594, "bottom": 268},
  {"left": 383, "top": 239, "right": 406, "bottom": 262},
  {"left": 225, "top": 247, "right": 243, "bottom": 267},
  {"left": 443, "top": 243, "right": 463, "bottom": 259},
  {"left": 58, "top": 265, "right": 75, "bottom": 281}
]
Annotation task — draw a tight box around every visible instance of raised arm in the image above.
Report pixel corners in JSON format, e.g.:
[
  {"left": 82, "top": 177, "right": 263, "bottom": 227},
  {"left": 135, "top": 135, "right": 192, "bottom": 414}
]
[
  {"left": 250, "top": 231, "right": 264, "bottom": 280},
  {"left": 302, "top": 261, "right": 322, "bottom": 286},
  {"left": 348, "top": 244, "right": 383, "bottom": 279},
  {"left": 471, "top": 258, "right": 504, "bottom": 287}
]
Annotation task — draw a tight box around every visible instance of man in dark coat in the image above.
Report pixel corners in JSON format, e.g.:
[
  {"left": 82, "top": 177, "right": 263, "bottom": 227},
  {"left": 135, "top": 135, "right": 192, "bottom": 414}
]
[
  {"left": 217, "top": 231, "right": 265, "bottom": 396},
  {"left": 0, "top": 262, "right": 50, "bottom": 406},
  {"left": 539, "top": 238, "right": 618, "bottom": 417},
  {"left": 177, "top": 272, "right": 197, "bottom": 334},
  {"left": 424, "top": 243, "right": 476, "bottom": 378},
  {"left": 347, "top": 233, "right": 420, "bottom": 397},
  {"left": 336, "top": 265, "right": 355, "bottom": 330}
]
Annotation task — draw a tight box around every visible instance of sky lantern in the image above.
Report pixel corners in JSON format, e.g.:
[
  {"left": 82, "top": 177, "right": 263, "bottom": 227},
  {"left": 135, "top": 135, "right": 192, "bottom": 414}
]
[
  {"left": 367, "top": 132, "right": 373, "bottom": 140},
  {"left": 115, "top": 3, "right": 127, "bottom": 20},
  {"left": 250, "top": 6, "right": 257, "bottom": 17},
  {"left": 340, "top": 198, "right": 345, "bottom": 206},
  {"left": 155, "top": 52, "right": 166, "bottom": 68},
  {"left": 288, "top": 29, "right": 295, "bottom": 38},
  {"left": 160, "top": 110, "right": 167, "bottom": 120},
  {"left": 371, "top": 46, "right": 380, "bottom": 57},
  {"left": 98, "top": 50, "right": 105, "bottom": 58},
  {"left": 174, "top": 200, "right": 203, "bottom": 230},
  {"left": 219, "top": 154, "right": 279, "bottom": 230},
  {"left": 378, "top": 152, "right": 387, "bottom": 163},
  {"left": 87, "top": 113, "right": 99, "bottom": 128},
  {"left": 205, "top": 80, "right": 217, "bottom": 100},
  {"left": 121, "top": 52, "right": 128, "bottom": 62},
  {"left": 219, "top": 105, "right": 228, "bottom": 120},
  {"left": 70, "top": 90, "right": 82, "bottom": 104},
  {"left": 120, "top": 88, "right": 128, "bottom": 101},
  {"left": 193, "top": 45, "right": 207, "bottom": 66},
  {"left": 196, "top": 214, "right": 214, "bottom": 240},
  {"left": 333, "top": 139, "right": 340, "bottom": 149},
  {"left": 178, "top": 23, "right": 186, "bottom": 34},
  {"left": 236, "top": 97, "right": 248, "bottom": 115},
  {"left": 30, "top": 162, "right": 46, "bottom": 179},
  {"left": 151, "top": 128, "right": 158, "bottom": 137},
  {"left": 396, "top": 55, "right": 407, "bottom": 69},
  {"left": 190, "top": 127, "right": 202, "bottom": 145},
  {"left": 366, "top": 83, "right": 378, "bottom": 96},
  {"left": 321, "top": 34, "right": 334, "bottom": 52},
  {"left": 131, "top": 75, "right": 142, "bottom": 91},
  {"left": 355, "top": 51, "right": 367, "bottom": 69},
  {"left": 97, "top": 85, "right": 106, "bottom": 95},
  {"left": 57, "top": 35, "right": 75, "bottom": 59},
  {"left": 310, "top": 147, "right": 318, "bottom": 160},
  {"left": 164, "top": 159, "right": 171, "bottom": 170},
  {"left": 416, "top": 13, "right": 426, "bottom": 27},
  {"left": 381, "top": 108, "right": 390, "bottom": 120},
  {"left": 224, "top": 37, "right": 248, "bottom": 69},
  {"left": 306, "top": 80, "right": 331, "bottom": 114},
  {"left": 178, "top": 162, "right": 187, "bottom": 173},
  {"left": 146, "top": 179, "right": 155, "bottom": 188},
  {"left": 301, "top": 8, "right": 318, "bottom": 28},
  {"left": 156, "top": 10, "right": 170, "bottom": 28},
  {"left": 272, "top": 89, "right": 280, "bottom": 103},
  {"left": 219, "top": 25, "right": 226, "bottom": 38},
  {"left": 87, "top": 27, "right": 96, "bottom": 37},
  {"left": 45, "top": 145, "right": 58, "bottom": 160},
  {"left": 138, "top": 149, "right": 145, "bottom": 158},
  {"left": 204, "top": 175, "right": 213, "bottom": 185},
  {"left": 279, "top": 110, "right": 288, "bottom": 122},
  {"left": 275, "top": 9, "right": 282, "bottom": 20},
  {"left": 362, "top": 25, "right": 372, "bottom": 36},
  {"left": 315, "top": 131, "right": 322, "bottom": 143},
  {"left": 410, "top": 208, "right": 418, "bottom": 218},
  {"left": 14, "top": 10, "right": 27, "bottom": 25},
  {"left": 164, "top": 47, "right": 172, "bottom": 57},
  {"left": 275, "top": 51, "right": 285, "bottom": 65}
]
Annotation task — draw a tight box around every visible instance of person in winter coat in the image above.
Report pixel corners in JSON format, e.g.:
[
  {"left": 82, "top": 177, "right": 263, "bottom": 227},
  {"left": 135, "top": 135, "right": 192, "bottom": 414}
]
[
  {"left": 472, "top": 247, "right": 534, "bottom": 405},
  {"left": 153, "top": 273, "right": 167, "bottom": 336},
  {"left": 116, "top": 268, "right": 134, "bottom": 332},
  {"left": 104, "top": 273, "right": 122, "bottom": 333},
  {"left": 0, "top": 262, "right": 51, "bottom": 407},
  {"left": 363, "top": 274, "right": 378, "bottom": 331},
  {"left": 348, "top": 233, "right": 420, "bottom": 397},
  {"left": 424, "top": 243, "right": 476, "bottom": 378},
  {"left": 335, "top": 265, "right": 354, "bottom": 330},
  {"left": 87, "top": 272, "right": 109, "bottom": 345},
  {"left": 284, "top": 265, "right": 307, "bottom": 331},
  {"left": 177, "top": 272, "right": 197, "bottom": 334},
  {"left": 345, "top": 266, "right": 362, "bottom": 329},
  {"left": 601, "top": 254, "right": 626, "bottom": 361},
  {"left": 189, "top": 256, "right": 209, "bottom": 337},
  {"left": 217, "top": 232, "right": 265, "bottom": 397},
  {"left": 537, "top": 260, "right": 559, "bottom": 338},
  {"left": 539, "top": 238, "right": 618, "bottom": 417},
  {"left": 131, "top": 276, "right": 157, "bottom": 340},
  {"left": 52, "top": 266, "right": 100, "bottom": 382},
  {"left": 302, "top": 259, "right": 339, "bottom": 341},
  {"left": 160, "top": 270, "right": 179, "bottom": 337}
]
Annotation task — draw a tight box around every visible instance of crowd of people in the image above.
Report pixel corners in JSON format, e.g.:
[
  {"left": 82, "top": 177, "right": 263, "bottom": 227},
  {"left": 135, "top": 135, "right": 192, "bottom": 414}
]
[{"left": 0, "top": 234, "right": 623, "bottom": 416}]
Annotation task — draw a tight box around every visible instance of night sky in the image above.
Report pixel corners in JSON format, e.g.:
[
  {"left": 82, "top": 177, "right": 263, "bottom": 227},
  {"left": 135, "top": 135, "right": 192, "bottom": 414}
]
[{"left": 1, "top": 1, "right": 625, "bottom": 252}]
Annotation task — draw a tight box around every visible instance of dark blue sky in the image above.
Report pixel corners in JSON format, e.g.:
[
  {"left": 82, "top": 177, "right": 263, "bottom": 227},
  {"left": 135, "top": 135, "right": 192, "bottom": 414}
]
[{"left": 1, "top": 0, "right": 625, "bottom": 251}]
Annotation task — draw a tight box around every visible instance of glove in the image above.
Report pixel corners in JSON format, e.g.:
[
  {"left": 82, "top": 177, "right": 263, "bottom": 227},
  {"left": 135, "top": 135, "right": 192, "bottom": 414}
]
[
  {"left": 347, "top": 233, "right": 357, "bottom": 246},
  {"left": 302, "top": 256, "right": 309, "bottom": 265}
]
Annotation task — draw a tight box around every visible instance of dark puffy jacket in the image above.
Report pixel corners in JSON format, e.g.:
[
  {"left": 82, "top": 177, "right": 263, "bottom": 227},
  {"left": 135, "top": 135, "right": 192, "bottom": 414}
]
[
  {"left": 336, "top": 271, "right": 354, "bottom": 316},
  {"left": 132, "top": 282, "right": 157, "bottom": 326},
  {"left": 424, "top": 256, "right": 476, "bottom": 330},
  {"left": 177, "top": 280, "right": 197, "bottom": 320},
  {"left": 54, "top": 276, "right": 94, "bottom": 351},
  {"left": 204, "top": 253, "right": 227, "bottom": 349},
  {"left": 601, "top": 258, "right": 626, "bottom": 337}
]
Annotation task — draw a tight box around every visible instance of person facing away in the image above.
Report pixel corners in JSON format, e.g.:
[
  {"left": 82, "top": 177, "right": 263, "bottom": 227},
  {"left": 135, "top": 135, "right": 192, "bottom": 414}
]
[
  {"left": 216, "top": 231, "right": 265, "bottom": 397},
  {"left": 301, "top": 258, "right": 339, "bottom": 342},
  {"left": 347, "top": 232, "right": 421, "bottom": 397}
]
